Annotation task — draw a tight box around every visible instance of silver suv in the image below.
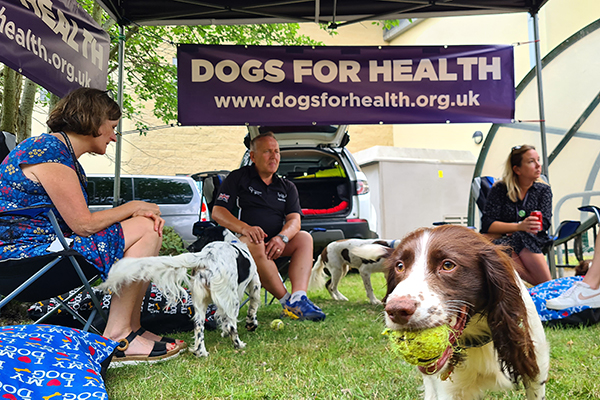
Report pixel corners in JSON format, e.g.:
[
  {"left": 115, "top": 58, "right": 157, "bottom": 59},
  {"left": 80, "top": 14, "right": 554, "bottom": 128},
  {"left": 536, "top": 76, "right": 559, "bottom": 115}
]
[
  {"left": 243, "top": 125, "right": 378, "bottom": 256},
  {"left": 86, "top": 174, "right": 201, "bottom": 244}
]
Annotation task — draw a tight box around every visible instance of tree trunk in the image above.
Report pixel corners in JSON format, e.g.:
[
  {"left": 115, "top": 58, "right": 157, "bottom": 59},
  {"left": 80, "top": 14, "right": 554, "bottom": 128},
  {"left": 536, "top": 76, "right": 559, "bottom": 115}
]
[
  {"left": 17, "top": 78, "right": 37, "bottom": 142},
  {"left": 0, "top": 66, "right": 22, "bottom": 134},
  {"left": 48, "top": 93, "right": 60, "bottom": 114},
  {"left": 92, "top": 2, "right": 103, "bottom": 23}
]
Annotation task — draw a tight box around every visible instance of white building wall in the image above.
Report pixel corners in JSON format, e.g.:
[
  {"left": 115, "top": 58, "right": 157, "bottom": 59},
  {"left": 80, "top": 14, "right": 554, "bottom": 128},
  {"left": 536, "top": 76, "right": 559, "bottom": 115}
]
[{"left": 355, "top": 146, "right": 476, "bottom": 239}]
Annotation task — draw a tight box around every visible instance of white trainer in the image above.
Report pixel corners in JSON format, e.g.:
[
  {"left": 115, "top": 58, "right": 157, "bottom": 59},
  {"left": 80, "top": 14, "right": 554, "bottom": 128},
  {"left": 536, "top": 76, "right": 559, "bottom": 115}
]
[{"left": 546, "top": 281, "right": 600, "bottom": 310}]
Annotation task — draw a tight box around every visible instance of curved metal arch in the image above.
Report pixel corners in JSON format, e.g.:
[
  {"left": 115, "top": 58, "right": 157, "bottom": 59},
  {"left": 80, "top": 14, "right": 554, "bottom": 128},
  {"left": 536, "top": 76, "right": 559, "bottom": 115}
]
[{"left": 468, "top": 18, "right": 600, "bottom": 226}]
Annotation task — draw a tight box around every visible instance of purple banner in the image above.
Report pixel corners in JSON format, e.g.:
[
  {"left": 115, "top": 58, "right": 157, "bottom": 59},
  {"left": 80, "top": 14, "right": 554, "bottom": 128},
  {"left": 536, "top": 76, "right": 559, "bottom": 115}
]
[
  {"left": 178, "top": 44, "right": 514, "bottom": 126},
  {"left": 0, "top": 0, "right": 109, "bottom": 97}
]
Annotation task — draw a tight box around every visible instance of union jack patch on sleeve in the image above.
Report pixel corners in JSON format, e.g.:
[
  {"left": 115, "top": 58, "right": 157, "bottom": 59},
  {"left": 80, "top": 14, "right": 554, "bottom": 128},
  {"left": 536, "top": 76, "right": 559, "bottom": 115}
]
[{"left": 217, "top": 193, "right": 230, "bottom": 203}]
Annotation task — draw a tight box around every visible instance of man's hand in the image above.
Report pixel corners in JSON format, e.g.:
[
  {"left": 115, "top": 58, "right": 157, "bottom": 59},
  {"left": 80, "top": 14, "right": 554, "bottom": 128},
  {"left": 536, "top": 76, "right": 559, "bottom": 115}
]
[
  {"left": 265, "top": 235, "right": 286, "bottom": 260},
  {"left": 241, "top": 225, "right": 267, "bottom": 244}
]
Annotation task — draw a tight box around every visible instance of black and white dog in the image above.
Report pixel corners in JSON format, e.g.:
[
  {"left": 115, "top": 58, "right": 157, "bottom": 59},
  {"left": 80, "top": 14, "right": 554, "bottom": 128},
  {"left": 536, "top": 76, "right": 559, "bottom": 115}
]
[
  {"left": 309, "top": 238, "right": 399, "bottom": 304},
  {"left": 99, "top": 226, "right": 261, "bottom": 357}
]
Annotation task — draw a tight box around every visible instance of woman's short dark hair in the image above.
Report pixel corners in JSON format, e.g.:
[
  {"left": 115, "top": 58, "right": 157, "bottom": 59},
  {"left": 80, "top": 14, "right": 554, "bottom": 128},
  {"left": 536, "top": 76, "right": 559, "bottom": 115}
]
[{"left": 47, "top": 88, "right": 121, "bottom": 137}]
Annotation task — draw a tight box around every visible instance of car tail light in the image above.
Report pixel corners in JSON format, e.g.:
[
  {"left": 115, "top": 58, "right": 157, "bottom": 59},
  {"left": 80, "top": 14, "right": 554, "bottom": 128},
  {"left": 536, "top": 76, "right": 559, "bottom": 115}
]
[
  {"left": 356, "top": 180, "right": 369, "bottom": 195},
  {"left": 347, "top": 218, "right": 367, "bottom": 223}
]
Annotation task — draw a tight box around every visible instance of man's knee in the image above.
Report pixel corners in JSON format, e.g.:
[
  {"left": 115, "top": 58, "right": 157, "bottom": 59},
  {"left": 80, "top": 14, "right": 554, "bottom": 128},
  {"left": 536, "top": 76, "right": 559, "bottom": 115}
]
[
  {"left": 245, "top": 241, "right": 267, "bottom": 260},
  {"left": 291, "top": 230, "right": 313, "bottom": 249}
]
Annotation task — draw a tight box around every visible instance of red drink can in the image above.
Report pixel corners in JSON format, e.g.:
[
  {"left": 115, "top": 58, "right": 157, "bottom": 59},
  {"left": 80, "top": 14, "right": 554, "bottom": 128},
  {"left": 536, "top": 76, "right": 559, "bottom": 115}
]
[{"left": 531, "top": 211, "right": 543, "bottom": 230}]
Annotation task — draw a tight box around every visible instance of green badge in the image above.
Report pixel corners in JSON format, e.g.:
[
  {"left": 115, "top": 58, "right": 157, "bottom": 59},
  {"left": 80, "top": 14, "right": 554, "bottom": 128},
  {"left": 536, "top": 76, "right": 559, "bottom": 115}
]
[{"left": 518, "top": 210, "right": 526, "bottom": 218}]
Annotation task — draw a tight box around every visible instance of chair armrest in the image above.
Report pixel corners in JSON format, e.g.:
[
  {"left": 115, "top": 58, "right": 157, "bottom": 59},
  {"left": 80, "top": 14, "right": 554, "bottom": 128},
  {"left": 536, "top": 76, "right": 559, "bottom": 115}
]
[
  {"left": 0, "top": 204, "right": 55, "bottom": 219},
  {"left": 578, "top": 205, "right": 600, "bottom": 224}
]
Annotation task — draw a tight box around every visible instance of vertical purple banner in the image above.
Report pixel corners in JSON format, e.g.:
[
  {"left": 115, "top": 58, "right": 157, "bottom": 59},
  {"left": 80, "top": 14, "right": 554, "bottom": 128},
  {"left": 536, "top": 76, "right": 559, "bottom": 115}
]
[
  {"left": 178, "top": 44, "right": 514, "bottom": 126},
  {"left": 0, "top": 0, "right": 109, "bottom": 97}
]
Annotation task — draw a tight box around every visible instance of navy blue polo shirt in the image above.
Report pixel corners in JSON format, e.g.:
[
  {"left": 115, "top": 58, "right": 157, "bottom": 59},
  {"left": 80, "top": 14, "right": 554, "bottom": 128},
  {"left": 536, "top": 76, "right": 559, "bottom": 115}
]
[{"left": 214, "top": 165, "right": 302, "bottom": 241}]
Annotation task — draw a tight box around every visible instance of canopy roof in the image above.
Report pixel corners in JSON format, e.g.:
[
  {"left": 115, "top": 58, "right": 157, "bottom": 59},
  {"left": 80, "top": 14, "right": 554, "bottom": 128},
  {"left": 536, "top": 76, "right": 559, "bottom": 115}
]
[{"left": 96, "top": 0, "right": 549, "bottom": 27}]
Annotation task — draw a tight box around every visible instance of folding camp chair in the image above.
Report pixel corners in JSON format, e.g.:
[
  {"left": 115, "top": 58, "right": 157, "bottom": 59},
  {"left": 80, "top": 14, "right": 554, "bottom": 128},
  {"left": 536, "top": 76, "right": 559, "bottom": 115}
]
[{"left": 0, "top": 205, "right": 107, "bottom": 334}]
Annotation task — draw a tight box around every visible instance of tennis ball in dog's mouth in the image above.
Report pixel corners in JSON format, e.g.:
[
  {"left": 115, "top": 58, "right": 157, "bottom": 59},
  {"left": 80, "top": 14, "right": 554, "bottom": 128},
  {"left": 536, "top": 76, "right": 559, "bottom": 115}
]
[
  {"left": 270, "top": 319, "right": 284, "bottom": 330},
  {"left": 383, "top": 325, "right": 452, "bottom": 366}
]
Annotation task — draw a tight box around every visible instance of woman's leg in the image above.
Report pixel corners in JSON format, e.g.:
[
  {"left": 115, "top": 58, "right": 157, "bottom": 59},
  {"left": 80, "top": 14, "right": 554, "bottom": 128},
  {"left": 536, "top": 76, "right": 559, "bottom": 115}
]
[
  {"left": 517, "top": 248, "right": 552, "bottom": 286},
  {"left": 583, "top": 234, "right": 600, "bottom": 289},
  {"left": 103, "top": 217, "right": 176, "bottom": 354}
]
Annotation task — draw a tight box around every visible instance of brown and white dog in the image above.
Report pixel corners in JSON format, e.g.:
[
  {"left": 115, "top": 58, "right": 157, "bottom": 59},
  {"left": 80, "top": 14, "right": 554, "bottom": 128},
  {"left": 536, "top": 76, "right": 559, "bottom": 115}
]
[
  {"left": 309, "top": 238, "right": 399, "bottom": 304},
  {"left": 354, "top": 225, "right": 549, "bottom": 399}
]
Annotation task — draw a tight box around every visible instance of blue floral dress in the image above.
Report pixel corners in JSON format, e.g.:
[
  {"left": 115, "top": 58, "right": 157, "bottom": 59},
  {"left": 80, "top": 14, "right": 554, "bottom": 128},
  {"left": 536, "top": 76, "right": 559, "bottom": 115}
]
[{"left": 0, "top": 134, "right": 124, "bottom": 280}]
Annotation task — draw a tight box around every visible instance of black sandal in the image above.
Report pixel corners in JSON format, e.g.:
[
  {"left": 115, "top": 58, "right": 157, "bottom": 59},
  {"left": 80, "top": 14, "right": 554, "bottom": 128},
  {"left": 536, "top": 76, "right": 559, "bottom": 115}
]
[
  {"left": 135, "top": 327, "right": 187, "bottom": 348},
  {"left": 110, "top": 330, "right": 181, "bottom": 368}
]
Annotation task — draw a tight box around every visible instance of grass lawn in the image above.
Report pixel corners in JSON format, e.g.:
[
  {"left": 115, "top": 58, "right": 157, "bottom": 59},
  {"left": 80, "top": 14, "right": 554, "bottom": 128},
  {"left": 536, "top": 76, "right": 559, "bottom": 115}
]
[{"left": 104, "top": 272, "right": 600, "bottom": 400}]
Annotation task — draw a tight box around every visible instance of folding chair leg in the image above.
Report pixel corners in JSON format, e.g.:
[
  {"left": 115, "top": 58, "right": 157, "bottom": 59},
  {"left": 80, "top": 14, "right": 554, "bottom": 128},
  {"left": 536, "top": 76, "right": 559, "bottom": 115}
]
[
  {"left": 83, "top": 309, "right": 98, "bottom": 333},
  {"left": 37, "top": 295, "right": 102, "bottom": 335},
  {"left": 34, "top": 284, "right": 104, "bottom": 335},
  {"left": 68, "top": 255, "right": 108, "bottom": 324}
]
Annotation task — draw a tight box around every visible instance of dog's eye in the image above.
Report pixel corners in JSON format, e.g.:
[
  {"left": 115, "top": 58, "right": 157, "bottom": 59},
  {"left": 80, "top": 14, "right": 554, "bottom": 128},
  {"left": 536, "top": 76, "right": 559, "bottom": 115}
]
[
  {"left": 395, "top": 261, "right": 404, "bottom": 272},
  {"left": 441, "top": 261, "right": 456, "bottom": 271}
]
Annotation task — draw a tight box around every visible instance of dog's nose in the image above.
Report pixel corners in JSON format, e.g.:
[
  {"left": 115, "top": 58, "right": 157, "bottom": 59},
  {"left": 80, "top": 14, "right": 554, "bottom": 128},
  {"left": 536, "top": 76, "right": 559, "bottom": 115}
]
[{"left": 385, "top": 298, "right": 418, "bottom": 324}]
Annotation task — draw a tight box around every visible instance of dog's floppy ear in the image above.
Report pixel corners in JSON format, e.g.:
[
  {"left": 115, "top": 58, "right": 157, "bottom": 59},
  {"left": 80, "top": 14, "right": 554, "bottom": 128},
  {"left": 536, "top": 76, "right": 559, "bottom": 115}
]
[
  {"left": 192, "top": 220, "right": 218, "bottom": 237},
  {"left": 480, "top": 242, "right": 539, "bottom": 383},
  {"left": 187, "top": 225, "right": 228, "bottom": 253}
]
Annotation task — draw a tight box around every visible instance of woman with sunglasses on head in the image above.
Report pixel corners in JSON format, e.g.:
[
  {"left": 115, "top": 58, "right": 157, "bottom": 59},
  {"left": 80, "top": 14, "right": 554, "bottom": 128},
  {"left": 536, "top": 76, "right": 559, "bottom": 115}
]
[
  {"left": 480, "top": 145, "right": 553, "bottom": 285},
  {"left": 0, "top": 88, "right": 185, "bottom": 366}
]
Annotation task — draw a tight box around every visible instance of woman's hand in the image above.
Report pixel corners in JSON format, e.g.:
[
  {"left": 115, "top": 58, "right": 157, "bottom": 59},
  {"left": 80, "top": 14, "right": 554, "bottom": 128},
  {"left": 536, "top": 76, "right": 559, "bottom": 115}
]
[
  {"left": 129, "top": 200, "right": 161, "bottom": 216},
  {"left": 518, "top": 216, "right": 541, "bottom": 234},
  {"left": 130, "top": 201, "right": 165, "bottom": 236}
]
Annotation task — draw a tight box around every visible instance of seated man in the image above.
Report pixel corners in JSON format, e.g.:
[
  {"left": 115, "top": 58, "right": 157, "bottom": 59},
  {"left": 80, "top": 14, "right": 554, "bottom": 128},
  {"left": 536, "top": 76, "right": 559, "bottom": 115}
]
[{"left": 212, "top": 132, "right": 325, "bottom": 321}]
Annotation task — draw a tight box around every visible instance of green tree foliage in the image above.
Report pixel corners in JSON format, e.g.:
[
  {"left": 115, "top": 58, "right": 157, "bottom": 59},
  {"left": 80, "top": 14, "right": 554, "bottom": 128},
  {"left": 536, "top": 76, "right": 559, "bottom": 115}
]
[
  {"left": 0, "top": 0, "right": 323, "bottom": 138},
  {"left": 110, "top": 24, "right": 321, "bottom": 132}
]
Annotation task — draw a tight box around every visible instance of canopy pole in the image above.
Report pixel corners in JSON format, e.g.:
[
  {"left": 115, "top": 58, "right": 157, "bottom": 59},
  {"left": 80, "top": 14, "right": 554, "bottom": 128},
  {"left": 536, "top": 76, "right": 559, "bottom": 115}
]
[
  {"left": 531, "top": 10, "right": 557, "bottom": 278},
  {"left": 113, "top": 25, "right": 124, "bottom": 207},
  {"left": 532, "top": 11, "right": 549, "bottom": 179}
]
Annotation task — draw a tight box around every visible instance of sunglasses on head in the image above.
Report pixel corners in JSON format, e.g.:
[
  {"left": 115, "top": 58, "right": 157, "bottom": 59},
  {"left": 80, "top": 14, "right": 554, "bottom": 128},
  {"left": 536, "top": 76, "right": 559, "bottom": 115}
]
[{"left": 511, "top": 145, "right": 522, "bottom": 152}]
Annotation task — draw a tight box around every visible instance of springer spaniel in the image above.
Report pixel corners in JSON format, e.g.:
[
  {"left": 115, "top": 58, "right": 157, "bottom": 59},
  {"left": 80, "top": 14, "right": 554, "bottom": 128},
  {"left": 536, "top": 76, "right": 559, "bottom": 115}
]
[
  {"left": 99, "top": 227, "right": 261, "bottom": 357},
  {"left": 309, "top": 238, "right": 399, "bottom": 304},
  {"left": 354, "top": 225, "right": 549, "bottom": 399}
]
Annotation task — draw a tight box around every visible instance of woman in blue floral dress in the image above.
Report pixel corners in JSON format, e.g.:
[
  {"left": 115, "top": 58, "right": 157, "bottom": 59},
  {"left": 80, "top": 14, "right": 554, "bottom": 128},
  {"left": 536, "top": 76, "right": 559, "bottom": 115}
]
[{"left": 0, "top": 88, "right": 184, "bottom": 366}]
